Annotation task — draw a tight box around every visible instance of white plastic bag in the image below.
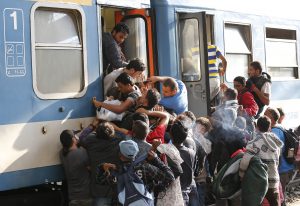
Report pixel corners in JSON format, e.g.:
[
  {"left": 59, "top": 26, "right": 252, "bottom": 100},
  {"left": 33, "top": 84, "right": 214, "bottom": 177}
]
[{"left": 96, "top": 100, "right": 125, "bottom": 121}]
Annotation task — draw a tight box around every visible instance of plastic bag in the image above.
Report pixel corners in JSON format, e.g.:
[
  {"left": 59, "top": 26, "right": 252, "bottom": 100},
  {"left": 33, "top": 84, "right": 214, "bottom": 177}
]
[{"left": 96, "top": 100, "right": 125, "bottom": 121}]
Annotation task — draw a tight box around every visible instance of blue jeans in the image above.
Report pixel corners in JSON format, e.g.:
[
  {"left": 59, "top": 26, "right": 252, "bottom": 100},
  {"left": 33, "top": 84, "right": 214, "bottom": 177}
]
[
  {"left": 182, "top": 190, "right": 190, "bottom": 206},
  {"left": 93, "top": 197, "right": 111, "bottom": 206},
  {"left": 196, "top": 183, "right": 206, "bottom": 206},
  {"left": 189, "top": 184, "right": 200, "bottom": 206}
]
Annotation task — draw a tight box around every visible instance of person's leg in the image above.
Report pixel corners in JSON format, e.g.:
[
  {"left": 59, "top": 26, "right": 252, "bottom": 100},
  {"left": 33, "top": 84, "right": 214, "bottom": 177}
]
[
  {"left": 182, "top": 190, "right": 190, "bottom": 206},
  {"left": 264, "top": 188, "right": 280, "bottom": 206},
  {"left": 280, "top": 170, "right": 294, "bottom": 206},
  {"left": 196, "top": 183, "right": 206, "bottom": 206},
  {"left": 188, "top": 184, "right": 200, "bottom": 206},
  {"left": 93, "top": 197, "right": 112, "bottom": 206}
]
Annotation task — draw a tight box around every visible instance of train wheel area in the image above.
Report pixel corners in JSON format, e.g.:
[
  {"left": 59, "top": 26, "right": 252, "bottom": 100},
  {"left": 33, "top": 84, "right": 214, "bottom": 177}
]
[{"left": 0, "top": 182, "right": 67, "bottom": 206}]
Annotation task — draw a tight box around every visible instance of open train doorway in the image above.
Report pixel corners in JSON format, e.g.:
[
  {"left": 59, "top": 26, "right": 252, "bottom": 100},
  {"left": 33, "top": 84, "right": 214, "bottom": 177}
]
[{"left": 99, "top": 5, "right": 155, "bottom": 80}]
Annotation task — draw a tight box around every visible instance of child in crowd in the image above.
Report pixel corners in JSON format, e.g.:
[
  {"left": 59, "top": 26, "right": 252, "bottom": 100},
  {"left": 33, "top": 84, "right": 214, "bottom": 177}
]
[{"left": 244, "top": 116, "right": 282, "bottom": 206}]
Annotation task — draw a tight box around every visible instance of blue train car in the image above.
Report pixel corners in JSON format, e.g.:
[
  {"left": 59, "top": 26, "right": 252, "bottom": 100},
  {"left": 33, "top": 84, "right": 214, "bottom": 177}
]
[
  {"left": 151, "top": 0, "right": 300, "bottom": 127},
  {"left": 0, "top": 0, "right": 103, "bottom": 191},
  {"left": 0, "top": 0, "right": 155, "bottom": 192},
  {"left": 1, "top": 0, "right": 300, "bottom": 193}
]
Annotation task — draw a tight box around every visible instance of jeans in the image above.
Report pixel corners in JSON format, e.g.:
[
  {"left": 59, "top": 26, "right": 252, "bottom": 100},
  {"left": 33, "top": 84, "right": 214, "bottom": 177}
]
[
  {"left": 196, "top": 182, "right": 206, "bottom": 206},
  {"left": 182, "top": 190, "right": 190, "bottom": 206},
  {"left": 93, "top": 197, "right": 112, "bottom": 206},
  {"left": 189, "top": 184, "right": 200, "bottom": 206}
]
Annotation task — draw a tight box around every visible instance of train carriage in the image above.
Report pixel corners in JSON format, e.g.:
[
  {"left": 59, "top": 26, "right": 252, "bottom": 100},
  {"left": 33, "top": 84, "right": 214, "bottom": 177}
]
[{"left": 1, "top": 0, "right": 300, "bottom": 196}]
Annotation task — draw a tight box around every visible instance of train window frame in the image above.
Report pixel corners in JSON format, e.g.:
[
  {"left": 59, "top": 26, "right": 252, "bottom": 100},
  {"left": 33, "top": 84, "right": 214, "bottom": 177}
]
[
  {"left": 265, "top": 27, "right": 298, "bottom": 81},
  {"left": 224, "top": 22, "right": 252, "bottom": 82},
  {"left": 31, "top": 2, "right": 88, "bottom": 99}
]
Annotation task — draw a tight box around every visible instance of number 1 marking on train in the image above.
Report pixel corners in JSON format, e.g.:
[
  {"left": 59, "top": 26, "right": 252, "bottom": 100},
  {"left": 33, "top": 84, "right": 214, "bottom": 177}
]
[
  {"left": 10, "top": 11, "right": 17, "bottom": 30},
  {"left": 3, "top": 8, "right": 26, "bottom": 77}
]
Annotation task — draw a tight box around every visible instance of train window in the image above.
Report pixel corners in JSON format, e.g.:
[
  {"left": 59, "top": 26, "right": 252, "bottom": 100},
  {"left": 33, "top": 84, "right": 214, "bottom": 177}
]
[
  {"left": 266, "top": 28, "right": 298, "bottom": 80},
  {"left": 123, "top": 17, "right": 148, "bottom": 76},
  {"left": 179, "top": 18, "right": 201, "bottom": 82},
  {"left": 31, "top": 4, "right": 87, "bottom": 99},
  {"left": 224, "top": 23, "right": 252, "bottom": 82},
  {"left": 35, "top": 10, "right": 80, "bottom": 44},
  {"left": 225, "top": 54, "right": 249, "bottom": 80}
]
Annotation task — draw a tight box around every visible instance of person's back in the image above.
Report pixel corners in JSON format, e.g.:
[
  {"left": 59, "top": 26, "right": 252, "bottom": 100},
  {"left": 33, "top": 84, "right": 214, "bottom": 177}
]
[
  {"left": 265, "top": 108, "right": 295, "bottom": 175},
  {"left": 160, "top": 78, "right": 188, "bottom": 115},
  {"left": 208, "top": 114, "right": 246, "bottom": 174},
  {"left": 177, "top": 145, "right": 195, "bottom": 190},
  {"left": 104, "top": 58, "right": 146, "bottom": 96},
  {"left": 59, "top": 130, "right": 91, "bottom": 205},
  {"left": 170, "top": 120, "right": 196, "bottom": 205},
  {"left": 97, "top": 140, "right": 175, "bottom": 205},
  {"left": 132, "top": 120, "right": 152, "bottom": 158},
  {"left": 60, "top": 148, "right": 91, "bottom": 201},
  {"left": 245, "top": 116, "right": 282, "bottom": 205},
  {"left": 79, "top": 122, "right": 120, "bottom": 204},
  {"left": 148, "top": 76, "right": 188, "bottom": 115}
]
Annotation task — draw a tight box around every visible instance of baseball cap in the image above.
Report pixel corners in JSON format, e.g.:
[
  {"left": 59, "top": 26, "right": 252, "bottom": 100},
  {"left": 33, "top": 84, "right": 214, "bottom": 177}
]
[{"left": 119, "top": 140, "right": 139, "bottom": 160}]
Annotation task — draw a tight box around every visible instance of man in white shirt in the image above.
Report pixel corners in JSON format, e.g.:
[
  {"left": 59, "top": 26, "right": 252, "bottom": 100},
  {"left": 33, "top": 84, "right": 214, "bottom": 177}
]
[
  {"left": 246, "top": 61, "right": 271, "bottom": 118},
  {"left": 104, "top": 58, "right": 145, "bottom": 96}
]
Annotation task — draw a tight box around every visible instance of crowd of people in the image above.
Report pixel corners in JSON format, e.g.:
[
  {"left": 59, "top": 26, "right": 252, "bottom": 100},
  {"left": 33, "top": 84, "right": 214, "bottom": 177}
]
[{"left": 58, "top": 22, "right": 300, "bottom": 206}]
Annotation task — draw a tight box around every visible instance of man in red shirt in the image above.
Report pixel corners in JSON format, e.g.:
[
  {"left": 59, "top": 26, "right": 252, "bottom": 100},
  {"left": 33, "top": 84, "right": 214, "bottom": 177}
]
[{"left": 233, "top": 76, "right": 258, "bottom": 117}]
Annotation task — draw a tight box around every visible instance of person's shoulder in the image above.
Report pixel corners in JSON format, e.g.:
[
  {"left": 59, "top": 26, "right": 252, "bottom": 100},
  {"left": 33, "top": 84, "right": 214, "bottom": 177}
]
[
  {"left": 77, "top": 146, "right": 88, "bottom": 154},
  {"left": 102, "top": 32, "right": 116, "bottom": 45},
  {"left": 271, "top": 127, "right": 284, "bottom": 137},
  {"left": 243, "top": 90, "right": 254, "bottom": 97},
  {"left": 81, "top": 132, "right": 97, "bottom": 144},
  {"left": 106, "top": 68, "right": 123, "bottom": 78},
  {"left": 128, "top": 86, "right": 141, "bottom": 98},
  {"left": 176, "top": 79, "right": 187, "bottom": 91},
  {"left": 181, "top": 145, "right": 196, "bottom": 156},
  {"left": 102, "top": 32, "right": 112, "bottom": 39}
]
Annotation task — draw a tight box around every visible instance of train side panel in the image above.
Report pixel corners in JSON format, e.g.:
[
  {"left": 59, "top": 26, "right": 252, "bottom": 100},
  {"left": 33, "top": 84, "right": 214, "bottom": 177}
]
[{"left": 0, "top": 0, "right": 101, "bottom": 191}]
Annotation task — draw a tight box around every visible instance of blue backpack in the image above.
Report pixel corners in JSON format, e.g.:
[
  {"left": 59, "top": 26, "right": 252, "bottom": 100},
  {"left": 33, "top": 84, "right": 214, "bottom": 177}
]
[{"left": 117, "top": 154, "right": 154, "bottom": 206}]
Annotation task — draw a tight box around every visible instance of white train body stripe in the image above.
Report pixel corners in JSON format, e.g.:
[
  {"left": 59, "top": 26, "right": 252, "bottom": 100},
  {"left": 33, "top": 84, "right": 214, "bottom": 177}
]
[{"left": 0, "top": 117, "right": 93, "bottom": 173}]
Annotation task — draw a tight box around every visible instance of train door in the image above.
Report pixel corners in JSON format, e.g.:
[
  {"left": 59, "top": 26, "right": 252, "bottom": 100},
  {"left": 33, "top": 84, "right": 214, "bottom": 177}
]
[
  {"left": 115, "top": 9, "right": 155, "bottom": 78},
  {"left": 178, "top": 12, "right": 210, "bottom": 116}
]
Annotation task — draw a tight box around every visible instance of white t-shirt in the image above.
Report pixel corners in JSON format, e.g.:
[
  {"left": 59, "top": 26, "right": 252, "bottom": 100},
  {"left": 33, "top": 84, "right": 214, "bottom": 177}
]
[
  {"left": 261, "top": 81, "right": 271, "bottom": 95},
  {"left": 103, "top": 68, "right": 124, "bottom": 96}
]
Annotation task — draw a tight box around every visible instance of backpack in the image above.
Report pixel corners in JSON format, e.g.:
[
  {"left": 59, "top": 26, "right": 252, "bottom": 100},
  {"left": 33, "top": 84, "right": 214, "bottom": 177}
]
[
  {"left": 117, "top": 154, "right": 154, "bottom": 206},
  {"left": 212, "top": 151, "right": 268, "bottom": 206},
  {"left": 276, "top": 127, "right": 299, "bottom": 164}
]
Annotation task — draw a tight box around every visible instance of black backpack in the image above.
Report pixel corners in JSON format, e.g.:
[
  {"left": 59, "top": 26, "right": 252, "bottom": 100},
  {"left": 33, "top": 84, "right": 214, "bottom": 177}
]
[{"left": 276, "top": 127, "right": 299, "bottom": 164}]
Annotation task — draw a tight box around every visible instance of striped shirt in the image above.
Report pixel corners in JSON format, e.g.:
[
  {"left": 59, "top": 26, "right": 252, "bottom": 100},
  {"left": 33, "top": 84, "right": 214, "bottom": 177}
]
[{"left": 208, "top": 45, "right": 222, "bottom": 78}]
